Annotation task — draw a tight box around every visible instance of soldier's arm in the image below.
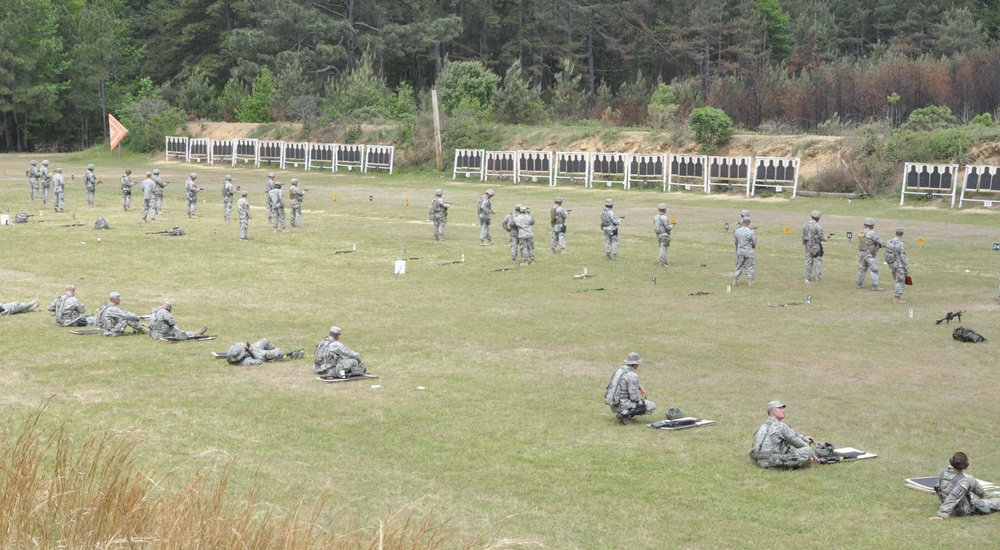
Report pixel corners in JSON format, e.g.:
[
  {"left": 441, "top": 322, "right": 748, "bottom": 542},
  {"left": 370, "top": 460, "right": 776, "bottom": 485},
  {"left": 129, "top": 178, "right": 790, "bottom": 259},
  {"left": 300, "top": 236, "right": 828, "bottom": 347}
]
[{"left": 936, "top": 480, "right": 972, "bottom": 518}]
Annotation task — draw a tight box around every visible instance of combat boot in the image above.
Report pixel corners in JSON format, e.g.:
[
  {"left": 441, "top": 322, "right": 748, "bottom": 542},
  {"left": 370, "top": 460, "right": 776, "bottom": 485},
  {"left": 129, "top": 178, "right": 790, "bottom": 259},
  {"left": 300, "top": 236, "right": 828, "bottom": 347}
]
[
  {"left": 194, "top": 325, "right": 208, "bottom": 336},
  {"left": 289, "top": 349, "right": 305, "bottom": 359},
  {"left": 435, "top": 235, "right": 440, "bottom": 241},
  {"left": 616, "top": 412, "right": 633, "bottom": 425},
  {"left": 27, "top": 298, "right": 40, "bottom": 312},
  {"left": 747, "top": 279, "right": 754, "bottom": 287},
  {"left": 139, "top": 324, "right": 150, "bottom": 335},
  {"left": 871, "top": 286, "right": 885, "bottom": 292},
  {"left": 606, "top": 252, "right": 612, "bottom": 260},
  {"left": 894, "top": 296, "right": 906, "bottom": 304}
]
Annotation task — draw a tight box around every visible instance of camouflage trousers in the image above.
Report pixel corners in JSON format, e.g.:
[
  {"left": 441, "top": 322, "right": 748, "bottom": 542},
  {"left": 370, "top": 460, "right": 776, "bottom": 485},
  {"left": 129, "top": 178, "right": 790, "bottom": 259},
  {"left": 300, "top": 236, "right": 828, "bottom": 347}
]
[
  {"left": 122, "top": 190, "right": 131, "bottom": 210},
  {"left": 319, "top": 357, "right": 365, "bottom": 378},
  {"left": 891, "top": 266, "right": 907, "bottom": 297},
  {"left": 223, "top": 198, "right": 233, "bottom": 221},
  {"left": 29, "top": 179, "right": 38, "bottom": 200},
  {"left": 658, "top": 234, "right": 671, "bottom": 265},
  {"left": 479, "top": 217, "right": 491, "bottom": 242},
  {"left": 733, "top": 253, "right": 755, "bottom": 281},
  {"left": 603, "top": 232, "right": 618, "bottom": 256},
  {"left": 239, "top": 219, "right": 249, "bottom": 240},
  {"left": 805, "top": 251, "right": 823, "bottom": 281},
  {"left": 87, "top": 188, "right": 95, "bottom": 206},
  {"left": 519, "top": 236, "right": 535, "bottom": 260},
  {"left": 611, "top": 399, "right": 657, "bottom": 419},
  {"left": 433, "top": 217, "right": 446, "bottom": 237},
  {"left": 142, "top": 198, "right": 154, "bottom": 220},
  {"left": 751, "top": 446, "right": 815, "bottom": 469},
  {"left": 54, "top": 190, "right": 64, "bottom": 211},
  {"left": 102, "top": 318, "right": 144, "bottom": 336},
  {"left": 42, "top": 182, "right": 50, "bottom": 203},
  {"left": 290, "top": 201, "right": 302, "bottom": 227},
  {"left": 856, "top": 252, "right": 879, "bottom": 287},
  {"left": 187, "top": 197, "right": 197, "bottom": 216},
  {"left": 509, "top": 232, "right": 519, "bottom": 260},
  {"left": 551, "top": 225, "right": 566, "bottom": 251},
  {"left": 0, "top": 302, "right": 32, "bottom": 315},
  {"left": 271, "top": 206, "right": 286, "bottom": 229}
]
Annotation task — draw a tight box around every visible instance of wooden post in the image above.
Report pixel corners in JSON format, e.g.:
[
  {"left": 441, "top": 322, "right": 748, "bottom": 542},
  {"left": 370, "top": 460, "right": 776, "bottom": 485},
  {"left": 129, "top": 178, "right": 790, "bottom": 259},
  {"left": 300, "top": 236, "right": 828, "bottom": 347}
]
[{"left": 431, "top": 89, "right": 443, "bottom": 172}]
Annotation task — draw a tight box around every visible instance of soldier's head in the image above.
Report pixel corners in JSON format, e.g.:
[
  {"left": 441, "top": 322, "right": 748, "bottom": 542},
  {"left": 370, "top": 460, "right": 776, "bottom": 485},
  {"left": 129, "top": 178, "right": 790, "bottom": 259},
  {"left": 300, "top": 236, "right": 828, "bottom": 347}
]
[
  {"left": 87, "top": 164, "right": 95, "bottom": 171},
  {"left": 741, "top": 209, "right": 750, "bottom": 217},
  {"left": 241, "top": 190, "right": 248, "bottom": 197},
  {"left": 109, "top": 292, "right": 121, "bottom": 304},
  {"left": 766, "top": 400, "right": 786, "bottom": 419},
  {"left": 515, "top": 204, "right": 524, "bottom": 213},
  {"left": 605, "top": 198, "right": 614, "bottom": 208},
  {"left": 625, "top": 352, "right": 642, "bottom": 367},
  {"left": 227, "top": 343, "right": 248, "bottom": 363},
  {"left": 485, "top": 189, "right": 494, "bottom": 197},
  {"left": 55, "top": 167, "right": 62, "bottom": 173},
  {"left": 65, "top": 285, "right": 76, "bottom": 296},
  {"left": 146, "top": 171, "right": 152, "bottom": 177},
  {"left": 274, "top": 182, "right": 282, "bottom": 188},
  {"left": 42, "top": 160, "right": 49, "bottom": 166},
  {"left": 950, "top": 452, "right": 969, "bottom": 471},
  {"left": 161, "top": 302, "right": 172, "bottom": 312},
  {"left": 290, "top": 178, "right": 299, "bottom": 185},
  {"left": 658, "top": 203, "right": 667, "bottom": 212},
  {"left": 190, "top": 172, "right": 197, "bottom": 179},
  {"left": 30, "top": 160, "right": 37, "bottom": 166},
  {"left": 268, "top": 172, "right": 276, "bottom": 179},
  {"left": 742, "top": 216, "right": 751, "bottom": 225},
  {"left": 863, "top": 217, "right": 875, "bottom": 228},
  {"left": 895, "top": 227, "right": 904, "bottom": 237},
  {"left": 125, "top": 169, "right": 132, "bottom": 175},
  {"left": 554, "top": 197, "right": 563, "bottom": 204},
  {"left": 811, "top": 210, "right": 821, "bottom": 220},
  {"left": 435, "top": 189, "right": 443, "bottom": 197},
  {"left": 152, "top": 169, "right": 160, "bottom": 175},
  {"left": 329, "top": 326, "right": 342, "bottom": 339},
  {"left": 225, "top": 175, "right": 232, "bottom": 181}
]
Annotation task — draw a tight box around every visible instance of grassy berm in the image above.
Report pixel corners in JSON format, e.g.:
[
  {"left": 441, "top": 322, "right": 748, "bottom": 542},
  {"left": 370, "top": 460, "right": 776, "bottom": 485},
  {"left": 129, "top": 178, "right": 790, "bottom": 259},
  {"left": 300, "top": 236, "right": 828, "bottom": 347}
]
[{"left": 1, "top": 151, "right": 999, "bottom": 548}]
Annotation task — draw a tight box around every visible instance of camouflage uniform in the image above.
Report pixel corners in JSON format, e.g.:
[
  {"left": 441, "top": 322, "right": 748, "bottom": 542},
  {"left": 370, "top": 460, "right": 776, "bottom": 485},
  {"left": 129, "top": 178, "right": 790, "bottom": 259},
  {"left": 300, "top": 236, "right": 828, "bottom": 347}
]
[
  {"left": 121, "top": 170, "right": 133, "bottom": 211},
  {"left": 0, "top": 299, "right": 37, "bottom": 316},
  {"left": 222, "top": 177, "right": 235, "bottom": 221},
  {"left": 84, "top": 165, "right": 98, "bottom": 207},
  {"left": 184, "top": 173, "right": 200, "bottom": 217},
  {"left": 140, "top": 174, "right": 156, "bottom": 221},
  {"left": 148, "top": 305, "right": 197, "bottom": 340},
  {"left": 732, "top": 218, "right": 757, "bottom": 283},
  {"left": 268, "top": 184, "right": 286, "bottom": 230},
  {"left": 27, "top": 161, "right": 40, "bottom": 200},
  {"left": 601, "top": 199, "right": 620, "bottom": 260},
  {"left": 550, "top": 198, "right": 568, "bottom": 253},
  {"left": 40, "top": 161, "right": 51, "bottom": 204},
  {"left": 802, "top": 211, "right": 827, "bottom": 282},
  {"left": 237, "top": 193, "right": 251, "bottom": 240},
  {"left": 48, "top": 290, "right": 93, "bottom": 326},
  {"left": 749, "top": 416, "right": 816, "bottom": 469},
  {"left": 478, "top": 190, "right": 494, "bottom": 244},
  {"left": 884, "top": 229, "right": 909, "bottom": 300},
  {"left": 605, "top": 353, "right": 656, "bottom": 424},
  {"left": 97, "top": 296, "right": 144, "bottom": 336},
  {"left": 514, "top": 209, "right": 535, "bottom": 263},
  {"left": 501, "top": 208, "right": 520, "bottom": 261},
  {"left": 856, "top": 219, "right": 883, "bottom": 290},
  {"left": 313, "top": 327, "right": 364, "bottom": 377},
  {"left": 430, "top": 190, "right": 451, "bottom": 240},
  {"left": 152, "top": 171, "right": 166, "bottom": 216},
  {"left": 289, "top": 179, "right": 305, "bottom": 227},
  {"left": 653, "top": 204, "right": 674, "bottom": 266},
  {"left": 934, "top": 469, "right": 1000, "bottom": 518},
  {"left": 264, "top": 174, "right": 276, "bottom": 222},
  {"left": 52, "top": 169, "right": 66, "bottom": 212},
  {"left": 226, "top": 339, "right": 285, "bottom": 366}
]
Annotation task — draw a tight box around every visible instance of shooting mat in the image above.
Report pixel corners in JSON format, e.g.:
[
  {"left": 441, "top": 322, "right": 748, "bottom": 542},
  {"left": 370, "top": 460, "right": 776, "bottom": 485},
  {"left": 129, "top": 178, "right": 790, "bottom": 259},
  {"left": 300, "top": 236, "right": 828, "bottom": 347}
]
[
  {"left": 648, "top": 417, "right": 715, "bottom": 430},
  {"left": 905, "top": 476, "right": 998, "bottom": 494},
  {"left": 317, "top": 374, "right": 378, "bottom": 383}
]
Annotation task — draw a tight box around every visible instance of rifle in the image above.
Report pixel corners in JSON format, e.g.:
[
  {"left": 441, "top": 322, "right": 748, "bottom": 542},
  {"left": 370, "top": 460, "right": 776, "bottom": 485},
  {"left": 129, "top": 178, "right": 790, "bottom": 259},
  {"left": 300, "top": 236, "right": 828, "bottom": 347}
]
[
  {"left": 936, "top": 311, "right": 965, "bottom": 324},
  {"left": 333, "top": 250, "right": 354, "bottom": 255},
  {"left": 491, "top": 266, "right": 515, "bottom": 272},
  {"left": 574, "top": 287, "right": 605, "bottom": 293},
  {"left": 60, "top": 223, "right": 85, "bottom": 227}
]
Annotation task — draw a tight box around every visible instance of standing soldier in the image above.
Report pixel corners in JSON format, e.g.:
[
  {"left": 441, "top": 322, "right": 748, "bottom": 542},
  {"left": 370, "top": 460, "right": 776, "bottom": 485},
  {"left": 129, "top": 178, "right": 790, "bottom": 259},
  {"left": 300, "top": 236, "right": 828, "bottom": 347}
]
[
  {"left": 653, "top": 203, "right": 674, "bottom": 267},
  {"left": 222, "top": 175, "right": 235, "bottom": 221},
  {"left": 289, "top": 178, "right": 306, "bottom": 227},
  {"left": 264, "top": 172, "right": 277, "bottom": 223},
  {"left": 237, "top": 190, "right": 251, "bottom": 240},
  {"left": 140, "top": 171, "right": 155, "bottom": 221},
  {"left": 268, "top": 182, "right": 286, "bottom": 232},
  {"left": 52, "top": 168, "right": 66, "bottom": 212},
  {"left": 27, "top": 160, "right": 40, "bottom": 200},
  {"left": 514, "top": 205, "right": 536, "bottom": 264},
  {"left": 120, "top": 169, "right": 133, "bottom": 211},
  {"left": 429, "top": 188, "right": 451, "bottom": 241},
  {"left": 184, "top": 172, "right": 202, "bottom": 218},
  {"left": 478, "top": 189, "right": 495, "bottom": 245},
  {"left": 802, "top": 210, "right": 827, "bottom": 283},
  {"left": 550, "top": 197, "right": 568, "bottom": 254},
  {"left": 40, "top": 160, "right": 52, "bottom": 204},
  {"left": 601, "top": 198, "right": 621, "bottom": 260},
  {"left": 856, "top": 217, "right": 884, "bottom": 291},
  {"left": 501, "top": 205, "right": 521, "bottom": 263},
  {"left": 84, "top": 164, "right": 98, "bottom": 207},
  {"left": 152, "top": 168, "right": 167, "bottom": 217},
  {"left": 732, "top": 216, "right": 757, "bottom": 286},
  {"left": 884, "top": 227, "right": 909, "bottom": 303},
  {"left": 735, "top": 209, "right": 750, "bottom": 230}
]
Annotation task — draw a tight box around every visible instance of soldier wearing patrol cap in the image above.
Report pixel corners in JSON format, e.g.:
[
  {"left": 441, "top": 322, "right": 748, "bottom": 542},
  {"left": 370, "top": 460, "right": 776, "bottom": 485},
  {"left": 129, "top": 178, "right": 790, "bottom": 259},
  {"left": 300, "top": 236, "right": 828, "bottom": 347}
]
[
  {"left": 749, "top": 400, "right": 817, "bottom": 469},
  {"left": 314, "top": 326, "right": 365, "bottom": 379},
  {"left": 289, "top": 178, "right": 306, "bottom": 227},
  {"left": 736, "top": 209, "right": 750, "bottom": 230},
  {"left": 600, "top": 198, "right": 621, "bottom": 260},
  {"left": 604, "top": 352, "right": 656, "bottom": 425},
  {"left": 803, "top": 210, "right": 827, "bottom": 283},
  {"left": 550, "top": 197, "right": 568, "bottom": 253},
  {"left": 121, "top": 169, "right": 133, "bottom": 211},
  {"left": 478, "top": 188, "right": 495, "bottom": 245},
  {"left": 27, "top": 160, "right": 40, "bottom": 200},
  {"left": 185, "top": 172, "right": 202, "bottom": 218},
  {"left": 237, "top": 190, "right": 251, "bottom": 240},
  {"left": 40, "top": 160, "right": 52, "bottom": 204},
  {"left": 84, "top": 164, "right": 98, "bottom": 207},
  {"left": 269, "top": 181, "right": 286, "bottom": 231},
  {"left": 653, "top": 203, "right": 674, "bottom": 266},
  {"left": 884, "top": 227, "right": 909, "bottom": 303},
  {"left": 265, "top": 172, "right": 277, "bottom": 222},
  {"left": 222, "top": 175, "right": 235, "bottom": 221},
  {"left": 52, "top": 167, "right": 66, "bottom": 212},
  {"left": 501, "top": 205, "right": 522, "bottom": 262},
  {"left": 430, "top": 188, "right": 451, "bottom": 241},
  {"left": 152, "top": 168, "right": 167, "bottom": 216},
  {"left": 857, "top": 217, "right": 884, "bottom": 291}
]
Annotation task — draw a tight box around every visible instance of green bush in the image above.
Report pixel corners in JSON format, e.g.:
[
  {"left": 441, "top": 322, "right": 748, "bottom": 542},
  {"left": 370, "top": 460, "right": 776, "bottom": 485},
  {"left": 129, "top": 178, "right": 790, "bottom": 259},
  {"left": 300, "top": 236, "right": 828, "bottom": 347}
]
[
  {"left": 492, "top": 60, "right": 546, "bottom": 124},
  {"left": 177, "top": 71, "right": 218, "bottom": 120},
  {"left": 344, "top": 125, "right": 363, "bottom": 144},
  {"left": 120, "top": 98, "right": 186, "bottom": 153},
  {"left": 236, "top": 67, "right": 275, "bottom": 123},
  {"left": 899, "top": 105, "right": 958, "bottom": 132},
  {"left": 442, "top": 107, "right": 502, "bottom": 157},
  {"left": 688, "top": 106, "right": 734, "bottom": 152},
  {"left": 647, "top": 83, "right": 678, "bottom": 130},
  {"left": 970, "top": 113, "right": 994, "bottom": 127},
  {"left": 324, "top": 50, "right": 389, "bottom": 122},
  {"left": 437, "top": 60, "right": 500, "bottom": 117},
  {"left": 217, "top": 77, "right": 247, "bottom": 122}
]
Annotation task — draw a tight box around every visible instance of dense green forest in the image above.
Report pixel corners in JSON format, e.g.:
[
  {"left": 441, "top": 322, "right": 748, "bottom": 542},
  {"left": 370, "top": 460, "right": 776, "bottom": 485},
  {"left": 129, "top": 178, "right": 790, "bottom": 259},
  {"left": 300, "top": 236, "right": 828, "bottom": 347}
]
[{"left": 3, "top": 0, "right": 1000, "bottom": 154}]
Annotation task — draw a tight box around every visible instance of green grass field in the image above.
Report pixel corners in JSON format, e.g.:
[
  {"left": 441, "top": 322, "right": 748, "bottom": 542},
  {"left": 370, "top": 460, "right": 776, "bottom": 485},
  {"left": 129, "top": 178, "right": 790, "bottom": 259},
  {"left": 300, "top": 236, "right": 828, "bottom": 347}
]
[{"left": 2, "top": 151, "right": 1000, "bottom": 548}]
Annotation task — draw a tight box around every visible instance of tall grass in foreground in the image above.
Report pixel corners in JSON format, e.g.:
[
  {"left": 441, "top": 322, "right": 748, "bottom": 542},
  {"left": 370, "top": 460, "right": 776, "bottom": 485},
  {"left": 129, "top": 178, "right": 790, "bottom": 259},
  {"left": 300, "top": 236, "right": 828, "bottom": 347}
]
[{"left": 0, "top": 410, "right": 522, "bottom": 549}]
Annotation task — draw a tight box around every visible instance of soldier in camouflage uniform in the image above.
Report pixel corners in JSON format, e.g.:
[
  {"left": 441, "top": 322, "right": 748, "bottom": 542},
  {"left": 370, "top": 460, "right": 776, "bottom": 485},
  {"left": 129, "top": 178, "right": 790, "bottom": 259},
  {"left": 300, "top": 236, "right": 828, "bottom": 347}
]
[
  {"left": 550, "top": 197, "right": 568, "bottom": 253},
  {"left": 289, "top": 178, "right": 306, "bottom": 227},
  {"left": 314, "top": 326, "right": 365, "bottom": 378},
  {"left": 84, "top": 164, "right": 98, "bottom": 207},
  {"left": 268, "top": 182, "right": 286, "bottom": 231},
  {"left": 732, "top": 217, "right": 757, "bottom": 286},
  {"left": 226, "top": 339, "right": 303, "bottom": 366},
  {"left": 184, "top": 172, "right": 202, "bottom": 218},
  {"left": 47, "top": 285, "right": 94, "bottom": 326},
  {"left": 501, "top": 205, "right": 521, "bottom": 263},
  {"left": 152, "top": 169, "right": 166, "bottom": 217},
  {"left": 736, "top": 209, "right": 749, "bottom": 230},
  {"left": 478, "top": 189, "right": 494, "bottom": 245},
  {"left": 121, "top": 169, "right": 133, "bottom": 211},
  {"left": 430, "top": 189, "right": 451, "bottom": 241},
  {"left": 884, "top": 227, "right": 909, "bottom": 303},
  {"left": 856, "top": 217, "right": 884, "bottom": 291},
  {"left": 802, "top": 210, "right": 827, "bottom": 283},
  {"left": 601, "top": 198, "right": 621, "bottom": 260},
  {"left": 264, "top": 172, "right": 277, "bottom": 223},
  {"left": 148, "top": 302, "right": 206, "bottom": 340},
  {"left": 40, "top": 160, "right": 51, "bottom": 204},
  {"left": 237, "top": 190, "right": 251, "bottom": 240},
  {"left": 96, "top": 292, "right": 147, "bottom": 336},
  {"left": 605, "top": 352, "right": 656, "bottom": 425},
  {"left": 27, "top": 160, "right": 40, "bottom": 200},
  {"left": 653, "top": 203, "right": 674, "bottom": 267},
  {"left": 140, "top": 172, "right": 156, "bottom": 221},
  {"left": 749, "top": 400, "right": 817, "bottom": 469},
  {"left": 514, "top": 205, "right": 536, "bottom": 264},
  {"left": 52, "top": 168, "right": 66, "bottom": 212},
  {"left": 1, "top": 297, "right": 40, "bottom": 316},
  {"left": 222, "top": 175, "right": 235, "bottom": 221},
  {"left": 930, "top": 452, "right": 1000, "bottom": 520}
]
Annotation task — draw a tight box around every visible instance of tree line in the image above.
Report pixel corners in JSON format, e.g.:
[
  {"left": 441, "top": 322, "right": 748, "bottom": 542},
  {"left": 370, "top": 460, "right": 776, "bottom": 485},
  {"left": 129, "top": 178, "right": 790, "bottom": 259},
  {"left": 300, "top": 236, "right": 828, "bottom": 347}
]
[{"left": 3, "top": 0, "right": 1000, "bottom": 153}]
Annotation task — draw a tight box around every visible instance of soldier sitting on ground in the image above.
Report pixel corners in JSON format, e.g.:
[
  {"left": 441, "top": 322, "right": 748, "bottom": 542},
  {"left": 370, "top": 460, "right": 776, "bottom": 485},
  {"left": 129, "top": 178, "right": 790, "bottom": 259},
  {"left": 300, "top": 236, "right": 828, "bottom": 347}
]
[
  {"left": 930, "top": 452, "right": 1000, "bottom": 520},
  {"left": 48, "top": 285, "right": 95, "bottom": 326},
  {"left": 148, "top": 302, "right": 206, "bottom": 340},
  {"left": 226, "top": 339, "right": 304, "bottom": 366},
  {"left": 95, "top": 292, "right": 148, "bottom": 336},
  {"left": 749, "top": 400, "right": 818, "bottom": 469},
  {"left": 313, "top": 326, "right": 365, "bottom": 379}
]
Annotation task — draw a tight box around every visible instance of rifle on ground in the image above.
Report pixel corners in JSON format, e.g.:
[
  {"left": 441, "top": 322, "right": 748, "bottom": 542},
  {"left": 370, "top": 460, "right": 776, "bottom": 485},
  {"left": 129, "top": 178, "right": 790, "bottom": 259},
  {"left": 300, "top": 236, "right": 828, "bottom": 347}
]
[
  {"left": 60, "top": 223, "right": 85, "bottom": 227},
  {"left": 936, "top": 311, "right": 965, "bottom": 324},
  {"left": 574, "top": 287, "right": 605, "bottom": 293},
  {"left": 491, "top": 266, "right": 515, "bottom": 272}
]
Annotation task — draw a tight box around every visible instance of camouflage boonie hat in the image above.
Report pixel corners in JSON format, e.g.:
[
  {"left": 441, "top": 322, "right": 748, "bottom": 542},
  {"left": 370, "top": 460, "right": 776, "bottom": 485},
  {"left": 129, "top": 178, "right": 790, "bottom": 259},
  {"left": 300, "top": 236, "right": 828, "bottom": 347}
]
[
  {"left": 741, "top": 216, "right": 751, "bottom": 224},
  {"left": 625, "top": 352, "right": 642, "bottom": 365},
  {"left": 152, "top": 168, "right": 160, "bottom": 174},
  {"left": 666, "top": 407, "right": 685, "bottom": 420},
  {"left": 226, "top": 343, "right": 248, "bottom": 363}
]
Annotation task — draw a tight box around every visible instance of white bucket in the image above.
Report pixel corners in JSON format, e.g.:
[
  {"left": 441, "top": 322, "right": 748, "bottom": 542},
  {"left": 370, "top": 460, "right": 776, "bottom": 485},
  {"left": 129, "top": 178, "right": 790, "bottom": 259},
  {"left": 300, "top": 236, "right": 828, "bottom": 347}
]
[
  {"left": 394, "top": 260, "right": 406, "bottom": 275},
  {"left": 0, "top": 214, "right": 9, "bottom": 225}
]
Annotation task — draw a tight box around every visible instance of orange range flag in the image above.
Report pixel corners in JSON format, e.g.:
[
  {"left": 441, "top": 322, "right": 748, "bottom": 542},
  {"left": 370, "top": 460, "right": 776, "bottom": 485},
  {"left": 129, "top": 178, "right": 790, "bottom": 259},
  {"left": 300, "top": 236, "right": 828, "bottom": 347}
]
[{"left": 108, "top": 114, "right": 128, "bottom": 150}]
